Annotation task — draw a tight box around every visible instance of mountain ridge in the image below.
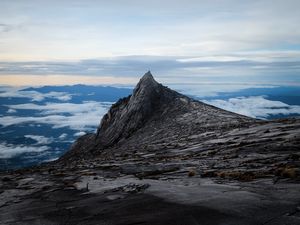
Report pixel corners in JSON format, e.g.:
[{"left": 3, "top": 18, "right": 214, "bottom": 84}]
[
  {"left": 59, "top": 72, "right": 299, "bottom": 183},
  {"left": 62, "top": 71, "right": 255, "bottom": 161}
]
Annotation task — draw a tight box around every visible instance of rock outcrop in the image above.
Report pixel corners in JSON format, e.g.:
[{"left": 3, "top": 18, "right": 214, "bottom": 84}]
[
  {"left": 64, "top": 71, "right": 255, "bottom": 160},
  {"left": 95, "top": 71, "right": 182, "bottom": 147}
]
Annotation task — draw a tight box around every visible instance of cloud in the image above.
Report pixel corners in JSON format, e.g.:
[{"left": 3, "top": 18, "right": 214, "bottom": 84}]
[
  {"left": 0, "top": 23, "right": 11, "bottom": 33},
  {"left": 47, "top": 92, "right": 72, "bottom": 101},
  {"left": 74, "top": 131, "right": 86, "bottom": 137},
  {"left": 6, "top": 101, "right": 110, "bottom": 115},
  {"left": 203, "top": 96, "right": 300, "bottom": 119},
  {"left": 170, "top": 83, "right": 276, "bottom": 98},
  {"left": 1, "top": 53, "right": 300, "bottom": 86},
  {"left": 42, "top": 157, "right": 59, "bottom": 162},
  {"left": 7, "top": 108, "right": 16, "bottom": 113},
  {"left": 1, "top": 101, "right": 110, "bottom": 131},
  {"left": 58, "top": 133, "right": 68, "bottom": 140},
  {"left": 24, "top": 135, "right": 53, "bottom": 145},
  {"left": 0, "top": 88, "right": 72, "bottom": 101},
  {"left": 1, "top": 53, "right": 300, "bottom": 75},
  {"left": 0, "top": 142, "right": 49, "bottom": 158},
  {"left": 0, "top": 1, "right": 300, "bottom": 62}
]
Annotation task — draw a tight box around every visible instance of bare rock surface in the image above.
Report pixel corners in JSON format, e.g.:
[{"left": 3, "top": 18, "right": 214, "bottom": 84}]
[{"left": 0, "top": 72, "right": 300, "bottom": 225}]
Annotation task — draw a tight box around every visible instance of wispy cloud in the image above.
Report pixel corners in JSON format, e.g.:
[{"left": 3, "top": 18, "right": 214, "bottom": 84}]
[
  {"left": 0, "top": 88, "right": 73, "bottom": 101},
  {"left": 1, "top": 54, "right": 300, "bottom": 85},
  {"left": 24, "top": 135, "right": 53, "bottom": 145},
  {"left": 6, "top": 108, "right": 17, "bottom": 113},
  {"left": 0, "top": 23, "right": 11, "bottom": 33},
  {"left": 1, "top": 101, "right": 111, "bottom": 131},
  {"left": 58, "top": 133, "right": 68, "bottom": 140},
  {"left": 1, "top": 54, "right": 300, "bottom": 76},
  {"left": 0, "top": 1, "right": 299, "bottom": 62},
  {"left": 0, "top": 142, "right": 49, "bottom": 158},
  {"left": 74, "top": 131, "right": 86, "bottom": 137},
  {"left": 170, "top": 83, "right": 276, "bottom": 98},
  {"left": 204, "top": 96, "right": 300, "bottom": 119},
  {"left": 6, "top": 101, "right": 110, "bottom": 115}
]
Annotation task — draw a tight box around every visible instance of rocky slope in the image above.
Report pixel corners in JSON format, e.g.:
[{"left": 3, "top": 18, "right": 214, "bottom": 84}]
[
  {"left": 1, "top": 71, "right": 300, "bottom": 225},
  {"left": 62, "top": 71, "right": 255, "bottom": 160},
  {"left": 60, "top": 72, "right": 300, "bottom": 181}
]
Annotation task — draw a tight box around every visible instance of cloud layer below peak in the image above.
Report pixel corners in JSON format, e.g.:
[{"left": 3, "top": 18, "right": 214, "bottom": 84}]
[
  {"left": 0, "top": 101, "right": 111, "bottom": 131},
  {"left": 204, "top": 96, "right": 300, "bottom": 119}
]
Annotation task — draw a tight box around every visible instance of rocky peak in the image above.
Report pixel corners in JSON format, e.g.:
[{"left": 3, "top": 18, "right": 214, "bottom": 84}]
[
  {"left": 95, "top": 71, "right": 179, "bottom": 148},
  {"left": 136, "top": 70, "right": 156, "bottom": 87},
  {"left": 93, "top": 71, "right": 253, "bottom": 150},
  {"left": 130, "top": 70, "right": 161, "bottom": 105},
  {"left": 63, "top": 71, "right": 257, "bottom": 161}
]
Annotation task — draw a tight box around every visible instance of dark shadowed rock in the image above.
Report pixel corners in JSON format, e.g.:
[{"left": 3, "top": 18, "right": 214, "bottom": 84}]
[{"left": 95, "top": 71, "right": 186, "bottom": 147}]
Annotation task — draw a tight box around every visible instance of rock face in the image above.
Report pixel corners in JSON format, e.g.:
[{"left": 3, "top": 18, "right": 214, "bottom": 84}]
[
  {"left": 64, "top": 71, "right": 254, "bottom": 160},
  {"left": 95, "top": 71, "right": 182, "bottom": 147}
]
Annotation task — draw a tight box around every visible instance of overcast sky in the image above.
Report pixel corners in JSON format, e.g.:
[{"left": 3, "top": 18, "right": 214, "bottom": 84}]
[{"left": 0, "top": 0, "right": 300, "bottom": 85}]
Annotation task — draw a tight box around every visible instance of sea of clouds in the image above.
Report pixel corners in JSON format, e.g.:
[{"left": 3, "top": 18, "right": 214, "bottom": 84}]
[
  {"left": 0, "top": 87, "right": 112, "bottom": 160},
  {"left": 0, "top": 85, "right": 300, "bottom": 161}
]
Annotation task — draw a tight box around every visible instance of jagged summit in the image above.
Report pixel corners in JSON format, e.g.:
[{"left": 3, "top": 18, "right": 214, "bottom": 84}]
[
  {"left": 139, "top": 70, "right": 155, "bottom": 83},
  {"left": 131, "top": 70, "right": 161, "bottom": 101},
  {"left": 95, "top": 71, "right": 181, "bottom": 148}
]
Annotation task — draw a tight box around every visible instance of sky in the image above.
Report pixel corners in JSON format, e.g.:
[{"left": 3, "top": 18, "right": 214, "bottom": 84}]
[{"left": 0, "top": 0, "right": 300, "bottom": 85}]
